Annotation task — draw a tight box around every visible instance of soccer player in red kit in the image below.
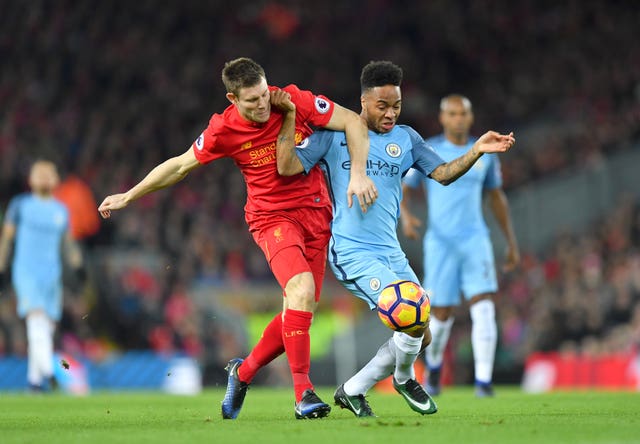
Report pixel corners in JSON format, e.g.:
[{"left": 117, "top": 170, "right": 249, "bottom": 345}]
[{"left": 98, "top": 58, "right": 378, "bottom": 419}]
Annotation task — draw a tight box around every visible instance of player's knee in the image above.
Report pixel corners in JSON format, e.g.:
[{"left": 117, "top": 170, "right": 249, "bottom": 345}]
[
  {"left": 432, "top": 306, "right": 454, "bottom": 321},
  {"left": 286, "top": 291, "right": 315, "bottom": 310},
  {"left": 25, "top": 311, "right": 52, "bottom": 342},
  {"left": 284, "top": 272, "right": 316, "bottom": 311},
  {"left": 469, "top": 292, "right": 494, "bottom": 305},
  {"left": 470, "top": 299, "right": 496, "bottom": 326},
  {"left": 405, "top": 324, "right": 427, "bottom": 339}
]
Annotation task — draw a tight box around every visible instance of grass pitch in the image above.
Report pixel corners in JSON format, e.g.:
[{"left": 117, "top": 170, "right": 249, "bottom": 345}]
[{"left": 1, "top": 387, "right": 639, "bottom": 444}]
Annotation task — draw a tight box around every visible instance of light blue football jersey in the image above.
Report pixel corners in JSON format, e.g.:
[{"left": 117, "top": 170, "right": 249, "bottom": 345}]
[
  {"left": 403, "top": 134, "right": 502, "bottom": 239},
  {"left": 296, "top": 125, "right": 444, "bottom": 272},
  {"left": 6, "top": 193, "right": 69, "bottom": 282}
]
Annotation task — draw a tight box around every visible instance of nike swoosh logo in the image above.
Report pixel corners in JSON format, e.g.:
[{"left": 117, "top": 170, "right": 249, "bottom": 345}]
[
  {"left": 340, "top": 396, "right": 361, "bottom": 415},
  {"left": 340, "top": 141, "right": 348, "bottom": 146},
  {"left": 400, "top": 391, "right": 431, "bottom": 410}
]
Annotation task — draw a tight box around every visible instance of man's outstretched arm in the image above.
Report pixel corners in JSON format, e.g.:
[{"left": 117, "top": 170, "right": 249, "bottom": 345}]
[
  {"left": 98, "top": 148, "right": 201, "bottom": 218},
  {"left": 430, "top": 131, "right": 515, "bottom": 185}
]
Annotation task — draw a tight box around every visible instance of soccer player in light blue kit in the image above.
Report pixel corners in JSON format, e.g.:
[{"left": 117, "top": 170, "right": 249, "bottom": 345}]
[
  {"left": 401, "top": 95, "right": 520, "bottom": 397},
  {"left": 0, "top": 160, "right": 84, "bottom": 391},
  {"left": 274, "top": 61, "right": 515, "bottom": 416}
]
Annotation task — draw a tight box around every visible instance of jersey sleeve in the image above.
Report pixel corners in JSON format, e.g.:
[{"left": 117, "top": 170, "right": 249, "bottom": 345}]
[
  {"left": 295, "top": 130, "right": 335, "bottom": 174},
  {"left": 4, "top": 195, "right": 23, "bottom": 226},
  {"left": 284, "top": 84, "right": 335, "bottom": 128},
  {"left": 402, "top": 167, "right": 423, "bottom": 189},
  {"left": 401, "top": 126, "right": 445, "bottom": 179},
  {"left": 191, "top": 114, "right": 224, "bottom": 165},
  {"left": 483, "top": 154, "right": 503, "bottom": 190}
]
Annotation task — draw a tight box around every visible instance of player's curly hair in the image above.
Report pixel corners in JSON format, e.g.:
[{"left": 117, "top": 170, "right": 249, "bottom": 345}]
[
  {"left": 222, "top": 57, "right": 266, "bottom": 96},
  {"left": 360, "top": 61, "right": 403, "bottom": 93}
]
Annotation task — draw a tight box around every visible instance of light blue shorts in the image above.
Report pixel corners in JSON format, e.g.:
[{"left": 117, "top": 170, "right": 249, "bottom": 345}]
[
  {"left": 13, "top": 270, "right": 63, "bottom": 321},
  {"left": 423, "top": 233, "right": 497, "bottom": 307},
  {"left": 330, "top": 250, "right": 420, "bottom": 310}
]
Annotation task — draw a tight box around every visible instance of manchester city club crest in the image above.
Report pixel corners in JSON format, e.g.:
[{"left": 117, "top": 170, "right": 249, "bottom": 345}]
[
  {"left": 369, "top": 278, "right": 381, "bottom": 291},
  {"left": 385, "top": 143, "right": 401, "bottom": 158}
]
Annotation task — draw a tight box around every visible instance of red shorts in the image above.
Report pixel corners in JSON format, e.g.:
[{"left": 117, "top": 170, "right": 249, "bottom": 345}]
[{"left": 249, "top": 206, "right": 332, "bottom": 300}]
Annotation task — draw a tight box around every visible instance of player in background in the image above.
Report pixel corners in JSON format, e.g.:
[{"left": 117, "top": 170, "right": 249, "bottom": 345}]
[
  {"left": 0, "top": 160, "right": 85, "bottom": 391},
  {"left": 401, "top": 95, "right": 520, "bottom": 397},
  {"left": 275, "top": 61, "right": 515, "bottom": 416},
  {"left": 98, "top": 57, "right": 378, "bottom": 419}
]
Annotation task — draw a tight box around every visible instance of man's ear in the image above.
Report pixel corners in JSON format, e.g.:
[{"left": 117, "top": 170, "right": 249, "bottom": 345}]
[{"left": 226, "top": 92, "right": 237, "bottom": 105}]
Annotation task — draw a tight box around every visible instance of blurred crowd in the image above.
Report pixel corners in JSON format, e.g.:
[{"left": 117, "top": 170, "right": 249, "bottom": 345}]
[{"left": 1, "top": 0, "right": 639, "bottom": 383}]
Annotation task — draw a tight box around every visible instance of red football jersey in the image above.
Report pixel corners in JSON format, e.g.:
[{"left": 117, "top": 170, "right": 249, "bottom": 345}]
[{"left": 192, "top": 84, "right": 334, "bottom": 221}]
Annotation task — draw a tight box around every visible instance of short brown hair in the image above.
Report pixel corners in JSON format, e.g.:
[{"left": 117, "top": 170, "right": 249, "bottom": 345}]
[{"left": 222, "top": 57, "right": 266, "bottom": 96}]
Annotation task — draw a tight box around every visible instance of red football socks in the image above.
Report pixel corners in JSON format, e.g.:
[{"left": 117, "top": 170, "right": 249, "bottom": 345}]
[
  {"left": 238, "top": 312, "right": 284, "bottom": 383},
  {"left": 282, "top": 308, "right": 313, "bottom": 402}
]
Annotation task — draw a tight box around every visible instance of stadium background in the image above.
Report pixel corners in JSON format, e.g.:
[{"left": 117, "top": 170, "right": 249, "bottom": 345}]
[{"left": 0, "top": 0, "right": 639, "bottom": 391}]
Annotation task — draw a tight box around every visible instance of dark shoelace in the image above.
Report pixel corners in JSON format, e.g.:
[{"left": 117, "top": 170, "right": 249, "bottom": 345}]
[
  {"left": 405, "top": 379, "right": 429, "bottom": 402},
  {"left": 302, "top": 391, "right": 324, "bottom": 404}
]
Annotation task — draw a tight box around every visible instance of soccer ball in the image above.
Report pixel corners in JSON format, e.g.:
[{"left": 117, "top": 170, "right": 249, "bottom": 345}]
[{"left": 377, "top": 280, "right": 430, "bottom": 333}]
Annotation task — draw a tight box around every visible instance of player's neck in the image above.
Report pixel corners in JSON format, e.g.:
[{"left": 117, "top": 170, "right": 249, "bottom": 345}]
[
  {"left": 33, "top": 190, "right": 53, "bottom": 199},
  {"left": 444, "top": 132, "right": 469, "bottom": 146}
]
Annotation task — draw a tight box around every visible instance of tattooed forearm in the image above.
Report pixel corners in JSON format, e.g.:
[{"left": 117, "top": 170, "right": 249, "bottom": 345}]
[{"left": 431, "top": 146, "right": 480, "bottom": 185}]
